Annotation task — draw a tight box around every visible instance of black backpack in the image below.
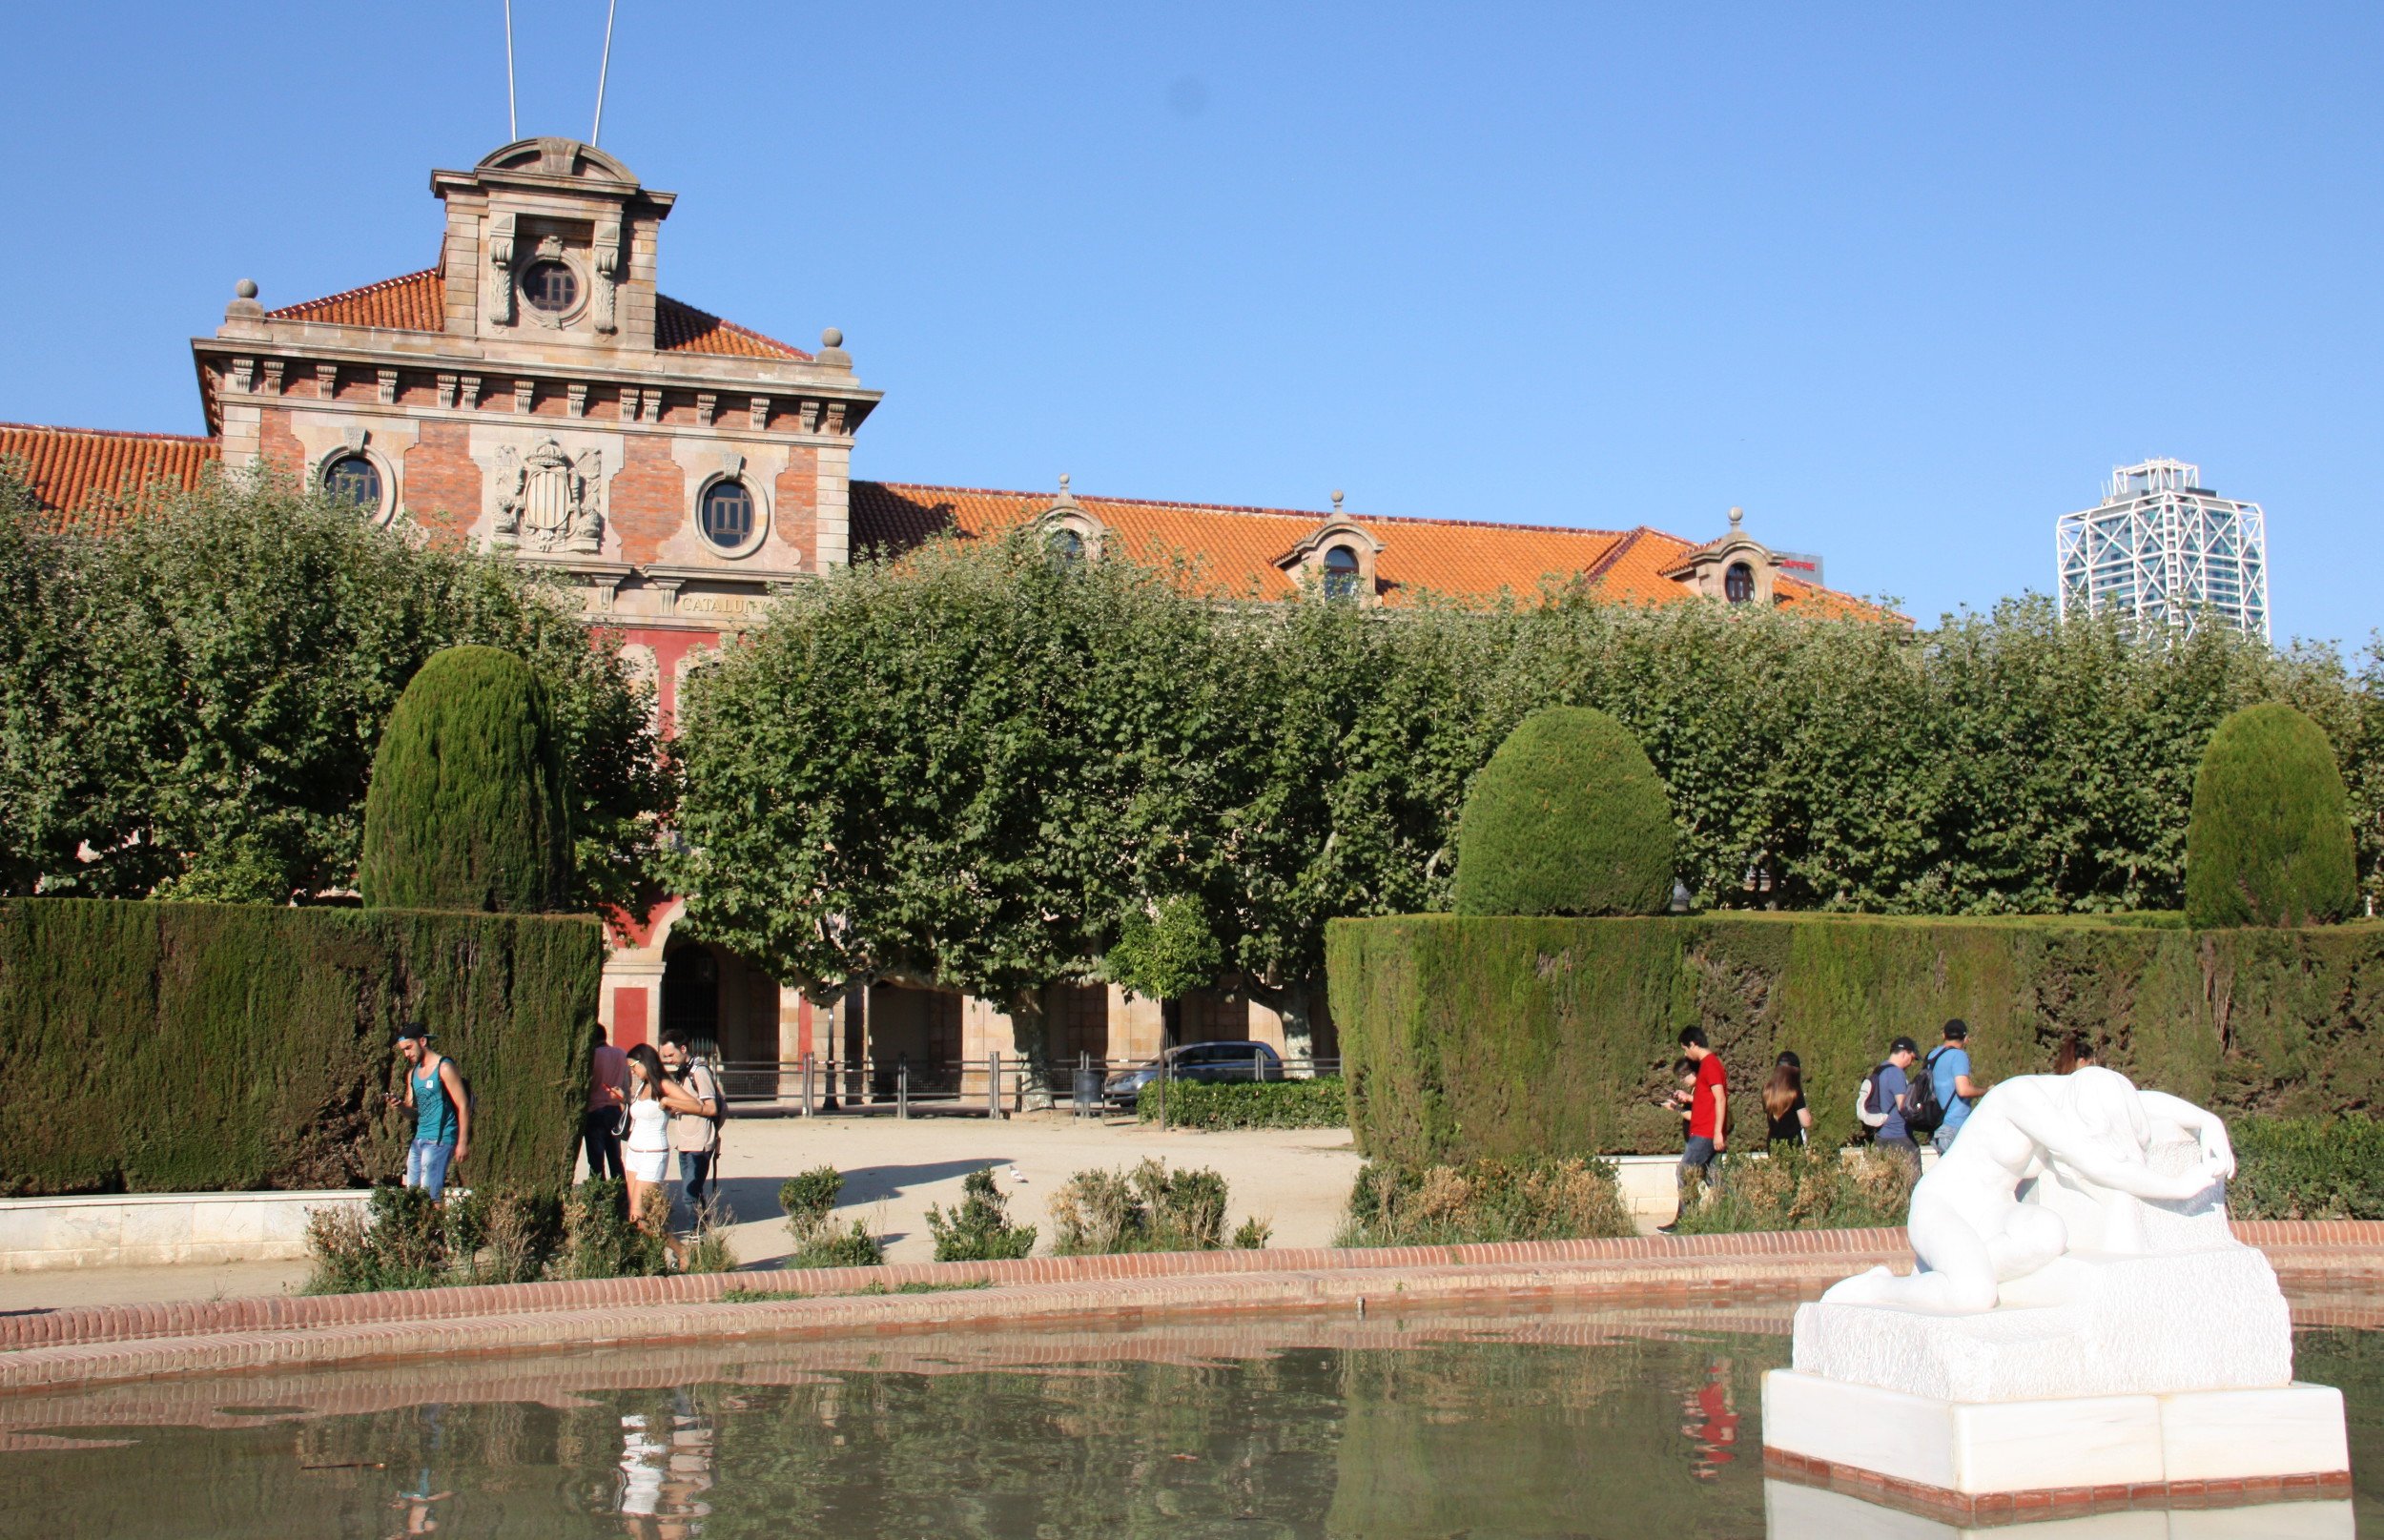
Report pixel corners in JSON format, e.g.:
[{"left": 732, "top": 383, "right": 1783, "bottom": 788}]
[{"left": 1903, "top": 1048, "right": 1948, "bottom": 1138}]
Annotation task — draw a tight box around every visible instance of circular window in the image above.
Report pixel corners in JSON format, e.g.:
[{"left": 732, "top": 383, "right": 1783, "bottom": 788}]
[
  {"left": 1725, "top": 562, "right": 1756, "bottom": 604},
  {"left": 1046, "top": 527, "right": 1085, "bottom": 565},
  {"left": 522, "top": 260, "right": 579, "bottom": 314},
  {"left": 1323, "top": 544, "right": 1363, "bottom": 602},
  {"left": 700, "top": 480, "right": 756, "bottom": 551},
  {"left": 323, "top": 455, "right": 381, "bottom": 514}
]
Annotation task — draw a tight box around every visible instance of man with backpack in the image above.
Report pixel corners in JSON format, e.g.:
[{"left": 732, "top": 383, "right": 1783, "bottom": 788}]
[
  {"left": 658, "top": 1030, "right": 726, "bottom": 1224},
  {"left": 1926, "top": 1019, "right": 1986, "bottom": 1152},
  {"left": 1858, "top": 1037, "right": 1923, "bottom": 1175}
]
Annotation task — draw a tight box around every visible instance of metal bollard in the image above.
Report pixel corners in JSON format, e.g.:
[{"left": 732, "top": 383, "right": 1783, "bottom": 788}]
[
  {"left": 898, "top": 1056, "right": 909, "bottom": 1119},
  {"left": 988, "top": 1051, "right": 1003, "bottom": 1120}
]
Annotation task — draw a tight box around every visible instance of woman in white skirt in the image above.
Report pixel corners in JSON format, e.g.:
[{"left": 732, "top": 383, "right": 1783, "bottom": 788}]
[{"left": 623, "top": 1043, "right": 673, "bottom": 1251}]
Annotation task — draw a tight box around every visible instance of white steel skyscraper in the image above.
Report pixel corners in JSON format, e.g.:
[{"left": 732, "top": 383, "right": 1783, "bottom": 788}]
[{"left": 2056, "top": 460, "right": 2270, "bottom": 641}]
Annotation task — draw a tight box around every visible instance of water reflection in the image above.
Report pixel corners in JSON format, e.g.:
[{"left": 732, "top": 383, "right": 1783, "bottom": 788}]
[{"left": 0, "top": 1304, "right": 2370, "bottom": 1539}]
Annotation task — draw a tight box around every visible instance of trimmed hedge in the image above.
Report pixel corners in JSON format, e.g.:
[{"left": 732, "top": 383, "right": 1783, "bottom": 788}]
[
  {"left": 2229, "top": 1116, "right": 2384, "bottom": 1220},
  {"left": 360, "top": 645, "right": 573, "bottom": 913},
  {"left": 1137, "top": 1077, "right": 1349, "bottom": 1130},
  {"left": 0, "top": 897, "right": 601, "bottom": 1195},
  {"left": 2186, "top": 702, "right": 2357, "bottom": 929},
  {"left": 1451, "top": 707, "right": 1675, "bottom": 917},
  {"left": 1327, "top": 911, "right": 2384, "bottom": 1162}
]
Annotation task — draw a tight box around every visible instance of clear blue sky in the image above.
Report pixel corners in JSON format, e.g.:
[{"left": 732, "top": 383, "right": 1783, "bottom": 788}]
[{"left": 3, "top": 3, "right": 2376, "bottom": 644}]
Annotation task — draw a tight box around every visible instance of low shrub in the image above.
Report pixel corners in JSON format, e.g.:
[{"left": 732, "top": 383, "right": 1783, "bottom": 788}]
[
  {"left": 1336, "top": 1157, "right": 1634, "bottom": 1248},
  {"left": 2228, "top": 1116, "right": 2384, "bottom": 1221},
  {"left": 304, "top": 1183, "right": 567, "bottom": 1293},
  {"left": 555, "top": 1179, "right": 669, "bottom": 1281},
  {"left": 780, "top": 1164, "right": 884, "bottom": 1268},
  {"left": 1047, "top": 1159, "right": 1231, "bottom": 1255},
  {"left": 789, "top": 1220, "right": 886, "bottom": 1270},
  {"left": 1672, "top": 1145, "right": 1915, "bottom": 1234},
  {"left": 678, "top": 1198, "right": 741, "bottom": 1275},
  {"left": 926, "top": 1169, "right": 1038, "bottom": 1262},
  {"left": 779, "top": 1167, "right": 843, "bottom": 1233},
  {"left": 1139, "top": 1078, "right": 1348, "bottom": 1130},
  {"left": 1231, "top": 1215, "right": 1273, "bottom": 1250}
]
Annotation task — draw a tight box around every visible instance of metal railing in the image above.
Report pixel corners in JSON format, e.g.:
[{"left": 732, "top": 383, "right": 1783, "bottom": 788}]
[{"left": 709, "top": 1053, "right": 1342, "bottom": 1119}]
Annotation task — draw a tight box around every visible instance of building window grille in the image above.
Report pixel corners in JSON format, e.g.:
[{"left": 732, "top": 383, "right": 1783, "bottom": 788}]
[
  {"left": 1725, "top": 562, "right": 1756, "bottom": 604},
  {"left": 522, "top": 260, "right": 579, "bottom": 314},
  {"left": 1323, "top": 544, "right": 1363, "bottom": 602},
  {"left": 323, "top": 455, "right": 381, "bottom": 514},
  {"left": 700, "top": 480, "right": 755, "bottom": 550}
]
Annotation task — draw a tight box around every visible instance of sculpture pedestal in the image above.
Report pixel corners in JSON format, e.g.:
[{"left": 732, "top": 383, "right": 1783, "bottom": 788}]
[
  {"left": 1762, "top": 1369, "right": 2350, "bottom": 1508},
  {"left": 1764, "top": 1473, "right": 2353, "bottom": 1539}
]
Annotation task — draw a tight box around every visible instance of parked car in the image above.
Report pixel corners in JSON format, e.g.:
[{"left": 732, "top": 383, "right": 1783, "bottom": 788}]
[{"left": 1103, "top": 1041, "right": 1284, "bottom": 1108}]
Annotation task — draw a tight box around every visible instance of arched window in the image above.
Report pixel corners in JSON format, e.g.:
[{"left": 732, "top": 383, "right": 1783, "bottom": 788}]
[
  {"left": 1046, "top": 527, "right": 1085, "bottom": 565},
  {"left": 700, "top": 480, "right": 755, "bottom": 550},
  {"left": 522, "top": 260, "right": 578, "bottom": 314},
  {"left": 323, "top": 455, "right": 381, "bottom": 514},
  {"left": 1725, "top": 562, "right": 1756, "bottom": 604},
  {"left": 1323, "top": 544, "right": 1363, "bottom": 602}
]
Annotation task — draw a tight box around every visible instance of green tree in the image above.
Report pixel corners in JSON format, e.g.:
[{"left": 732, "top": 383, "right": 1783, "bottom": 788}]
[
  {"left": 2185, "top": 701, "right": 2358, "bottom": 927},
  {"left": 1451, "top": 705, "right": 1675, "bottom": 915},
  {"left": 0, "top": 461, "right": 665, "bottom": 911},
  {"left": 1106, "top": 893, "right": 1224, "bottom": 1003},
  {"left": 360, "top": 646, "right": 573, "bottom": 911}
]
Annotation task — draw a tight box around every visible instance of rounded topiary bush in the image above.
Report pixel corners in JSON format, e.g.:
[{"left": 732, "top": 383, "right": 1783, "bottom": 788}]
[
  {"left": 2184, "top": 701, "right": 2355, "bottom": 929},
  {"left": 360, "top": 645, "right": 572, "bottom": 912},
  {"left": 1451, "top": 706, "right": 1675, "bottom": 916}
]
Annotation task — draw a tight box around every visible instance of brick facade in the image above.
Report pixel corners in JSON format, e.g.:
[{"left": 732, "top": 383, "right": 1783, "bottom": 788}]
[{"left": 401, "top": 420, "right": 481, "bottom": 545}]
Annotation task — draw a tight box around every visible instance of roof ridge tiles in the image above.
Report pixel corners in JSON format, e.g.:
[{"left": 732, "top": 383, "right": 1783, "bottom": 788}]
[
  {"left": 858, "top": 480, "right": 1628, "bottom": 539},
  {"left": 0, "top": 421, "right": 217, "bottom": 444}
]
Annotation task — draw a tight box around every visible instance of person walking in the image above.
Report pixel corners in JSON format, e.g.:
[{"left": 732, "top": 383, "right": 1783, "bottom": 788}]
[
  {"left": 1927, "top": 1019, "right": 1985, "bottom": 1154},
  {"left": 622, "top": 1043, "right": 673, "bottom": 1250},
  {"left": 584, "top": 1027, "right": 629, "bottom": 1182},
  {"left": 658, "top": 1030, "right": 725, "bottom": 1224},
  {"left": 1864, "top": 1037, "right": 1922, "bottom": 1175},
  {"left": 1762, "top": 1051, "right": 1811, "bottom": 1146},
  {"left": 1660, "top": 1027, "right": 1728, "bottom": 1233},
  {"left": 392, "top": 1025, "right": 469, "bottom": 1201}
]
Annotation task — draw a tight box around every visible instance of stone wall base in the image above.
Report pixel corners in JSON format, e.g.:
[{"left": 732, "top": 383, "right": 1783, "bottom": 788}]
[
  {"left": 1762, "top": 1369, "right": 2349, "bottom": 1514},
  {"left": 0, "top": 1191, "right": 368, "bottom": 1271}
]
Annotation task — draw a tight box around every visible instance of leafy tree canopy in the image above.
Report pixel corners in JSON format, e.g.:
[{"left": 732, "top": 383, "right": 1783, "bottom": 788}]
[{"left": 0, "top": 462, "right": 666, "bottom": 912}]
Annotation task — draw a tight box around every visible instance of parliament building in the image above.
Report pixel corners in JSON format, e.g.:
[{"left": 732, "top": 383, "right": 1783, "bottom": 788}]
[{"left": 3, "top": 138, "right": 1877, "bottom": 1090}]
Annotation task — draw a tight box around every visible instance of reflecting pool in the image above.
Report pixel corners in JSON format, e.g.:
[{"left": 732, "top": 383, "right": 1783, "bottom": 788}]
[{"left": 0, "top": 1298, "right": 2376, "bottom": 1537}]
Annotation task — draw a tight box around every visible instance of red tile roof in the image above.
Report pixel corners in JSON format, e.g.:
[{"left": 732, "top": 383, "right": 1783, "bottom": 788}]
[
  {"left": 0, "top": 422, "right": 217, "bottom": 530},
  {"left": 261, "top": 270, "right": 810, "bottom": 359},
  {"left": 851, "top": 481, "right": 1889, "bottom": 616},
  {"left": 267, "top": 268, "right": 445, "bottom": 331},
  {"left": 653, "top": 296, "right": 809, "bottom": 359}
]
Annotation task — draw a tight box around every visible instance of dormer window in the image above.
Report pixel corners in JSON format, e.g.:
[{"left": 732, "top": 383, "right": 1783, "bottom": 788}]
[
  {"left": 1725, "top": 562, "right": 1756, "bottom": 604},
  {"left": 1047, "top": 527, "right": 1086, "bottom": 565},
  {"left": 522, "top": 260, "right": 578, "bottom": 314},
  {"left": 1324, "top": 544, "right": 1363, "bottom": 602}
]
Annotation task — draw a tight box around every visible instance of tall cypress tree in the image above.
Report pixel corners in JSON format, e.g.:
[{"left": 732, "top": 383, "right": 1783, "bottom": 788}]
[
  {"left": 360, "top": 645, "right": 573, "bottom": 912},
  {"left": 2184, "top": 701, "right": 2356, "bottom": 928}
]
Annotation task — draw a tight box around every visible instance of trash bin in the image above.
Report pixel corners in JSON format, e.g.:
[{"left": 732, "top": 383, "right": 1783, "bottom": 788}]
[{"left": 1074, "top": 1067, "right": 1105, "bottom": 1117}]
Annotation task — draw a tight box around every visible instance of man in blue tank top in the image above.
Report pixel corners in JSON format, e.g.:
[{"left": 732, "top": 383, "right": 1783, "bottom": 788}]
[{"left": 393, "top": 1024, "right": 472, "bottom": 1201}]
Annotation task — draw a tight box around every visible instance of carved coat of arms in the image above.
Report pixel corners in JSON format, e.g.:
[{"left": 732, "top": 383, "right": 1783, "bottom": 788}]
[{"left": 493, "top": 439, "right": 605, "bottom": 555}]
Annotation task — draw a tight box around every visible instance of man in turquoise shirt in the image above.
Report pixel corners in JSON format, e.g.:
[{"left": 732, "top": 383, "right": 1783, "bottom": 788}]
[{"left": 1929, "top": 1018, "right": 1986, "bottom": 1153}]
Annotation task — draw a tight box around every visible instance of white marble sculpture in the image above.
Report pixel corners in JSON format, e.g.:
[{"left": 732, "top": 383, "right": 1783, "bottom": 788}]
[
  {"left": 1821, "top": 1067, "right": 2235, "bottom": 1314},
  {"left": 1764, "top": 1065, "right": 2349, "bottom": 1514}
]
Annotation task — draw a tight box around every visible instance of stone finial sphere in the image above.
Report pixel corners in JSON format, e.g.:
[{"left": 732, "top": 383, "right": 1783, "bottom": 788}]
[{"left": 235, "top": 278, "right": 259, "bottom": 299}]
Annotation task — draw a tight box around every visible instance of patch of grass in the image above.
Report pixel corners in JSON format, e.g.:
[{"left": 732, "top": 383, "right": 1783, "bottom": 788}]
[{"left": 720, "top": 1278, "right": 996, "bottom": 1304}]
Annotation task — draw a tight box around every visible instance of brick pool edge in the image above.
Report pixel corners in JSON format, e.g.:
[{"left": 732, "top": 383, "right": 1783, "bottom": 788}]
[{"left": 1, "top": 1221, "right": 2377, "bottom": 1398}]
